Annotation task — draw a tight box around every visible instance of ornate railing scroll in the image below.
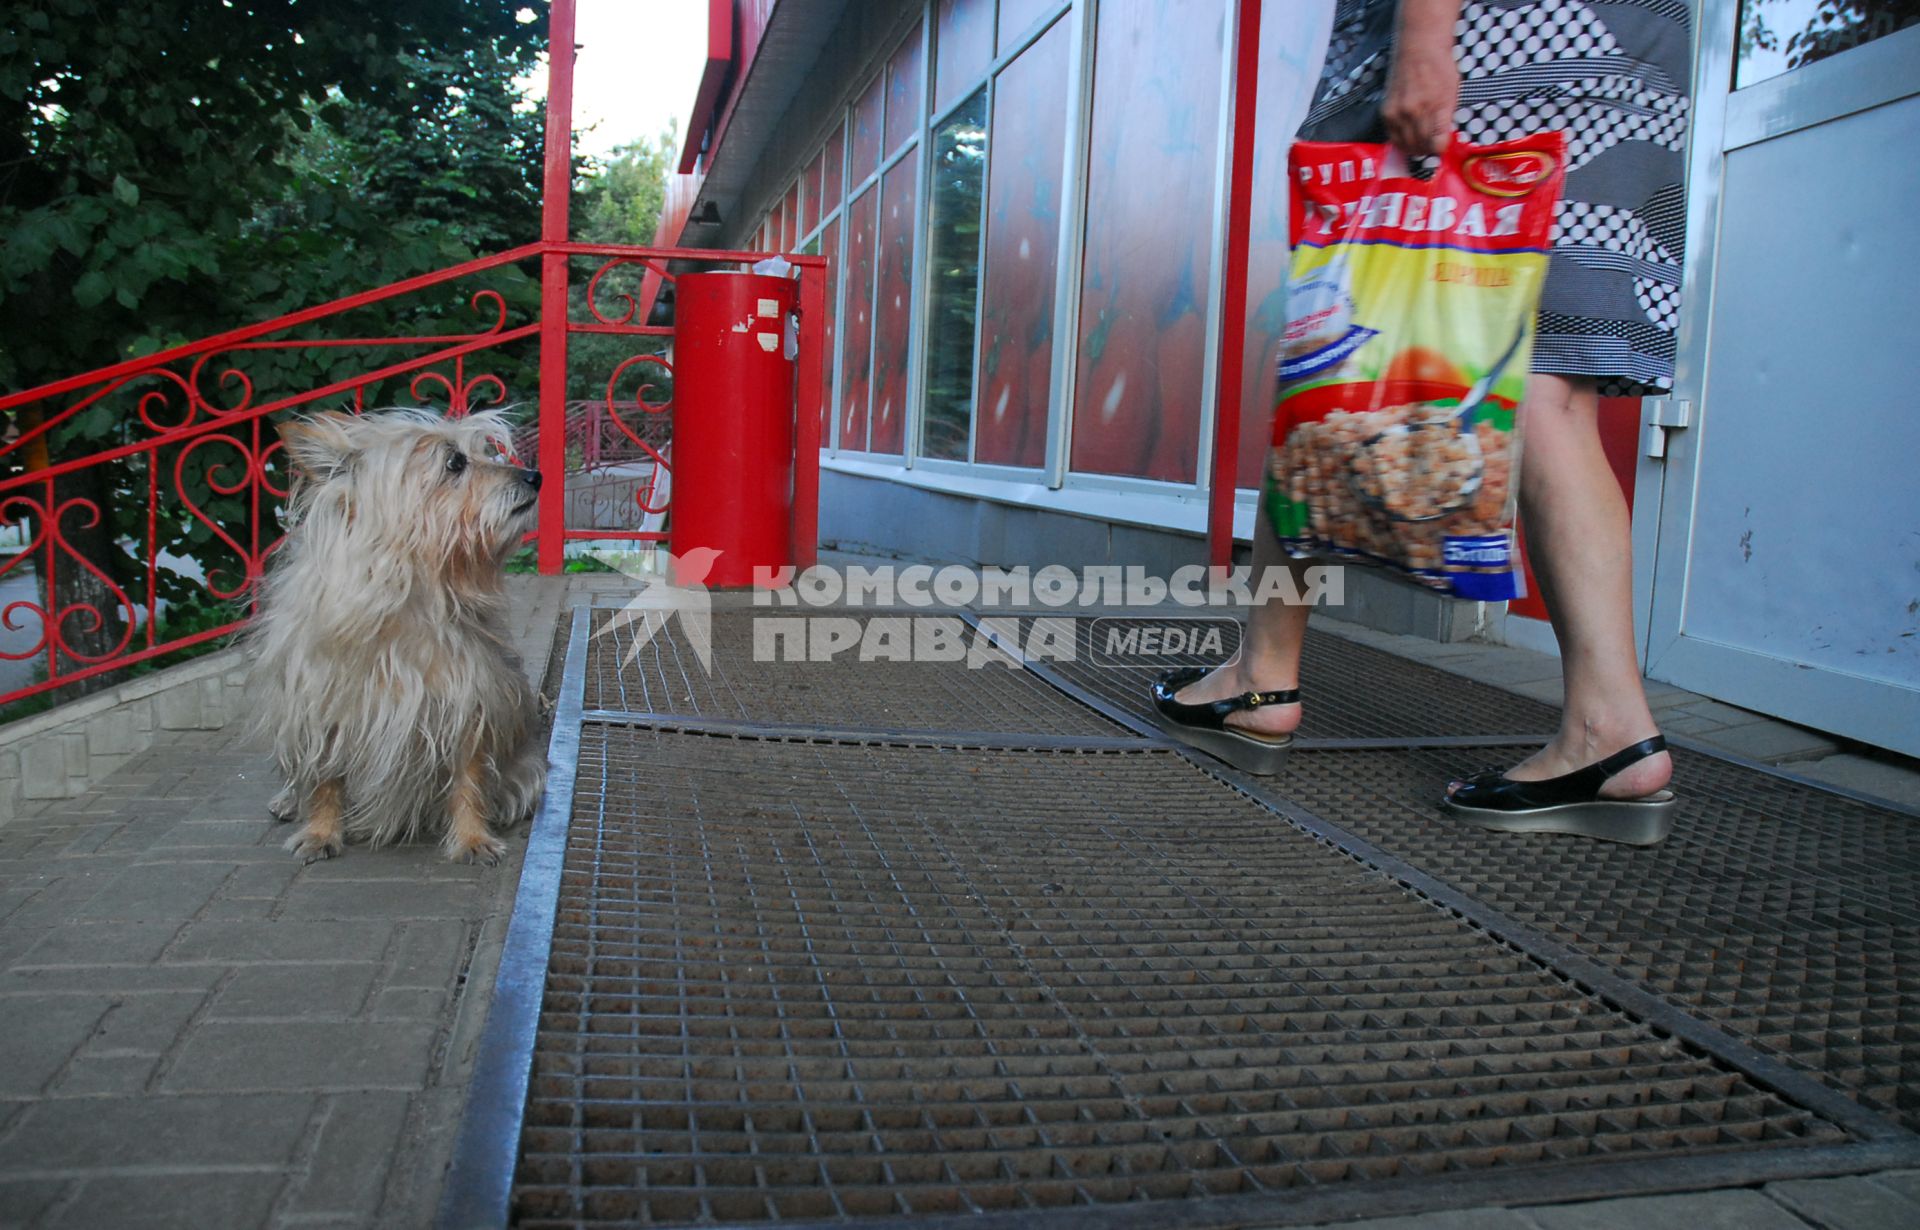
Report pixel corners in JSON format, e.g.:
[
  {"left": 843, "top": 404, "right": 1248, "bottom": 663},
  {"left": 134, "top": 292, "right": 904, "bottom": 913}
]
[
  {"left": 556, "top": 246, "right": 679, "bottom": 542},
  {"left": 543, "top": 243, "right": 826, "bottom": 561},
  {"left": 0, "top": 241, "right": 826, "bottom": 710},
  {"left": 0, "top": 246, "right": 545, "bottom": 708}
]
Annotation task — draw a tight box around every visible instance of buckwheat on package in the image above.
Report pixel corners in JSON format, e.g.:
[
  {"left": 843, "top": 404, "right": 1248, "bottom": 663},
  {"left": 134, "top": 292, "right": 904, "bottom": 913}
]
[{"left": 1268, "top": 133, "right": 1566, "bottom": 600}]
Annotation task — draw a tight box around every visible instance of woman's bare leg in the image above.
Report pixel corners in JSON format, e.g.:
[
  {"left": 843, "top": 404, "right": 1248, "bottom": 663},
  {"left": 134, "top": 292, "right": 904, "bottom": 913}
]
[
  {"left": 1171, "top": 505, "right": 1309, "bottom": 739},
  {"left": 1473, "top": 373, "right": 1671, "bottom": 798}
]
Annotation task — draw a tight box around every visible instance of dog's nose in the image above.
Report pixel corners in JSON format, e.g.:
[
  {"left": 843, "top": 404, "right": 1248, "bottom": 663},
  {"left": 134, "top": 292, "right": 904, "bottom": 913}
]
[{"left": 520, "top": 468, "right": 542, "bottom": 491}]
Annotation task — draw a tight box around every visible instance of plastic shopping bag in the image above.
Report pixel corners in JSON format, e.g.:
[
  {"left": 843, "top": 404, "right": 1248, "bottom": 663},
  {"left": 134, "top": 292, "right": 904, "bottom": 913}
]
[{"left": 1266, "top": 133, "right": 1566, "bottom": 600}]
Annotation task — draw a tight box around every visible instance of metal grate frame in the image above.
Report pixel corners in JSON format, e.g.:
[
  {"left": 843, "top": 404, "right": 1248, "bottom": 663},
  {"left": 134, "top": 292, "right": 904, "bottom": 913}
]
[
  {"left": 513, "top": 730, "right": 1844, "bottom": 1226},
  {"left": 441, "top": 606, "right": 1920, "bottom": 1229}
]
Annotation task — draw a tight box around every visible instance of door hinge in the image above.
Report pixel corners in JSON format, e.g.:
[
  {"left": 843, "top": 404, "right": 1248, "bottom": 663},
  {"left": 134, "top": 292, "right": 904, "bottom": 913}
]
[{"left": 1642, "top": 397, "right": 1692, "bottom": 458}]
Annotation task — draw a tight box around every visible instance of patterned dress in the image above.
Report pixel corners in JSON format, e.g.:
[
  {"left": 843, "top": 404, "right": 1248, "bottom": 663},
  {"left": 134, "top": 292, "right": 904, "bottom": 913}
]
[{"left": 1301, "top": 0, "right": 1692, "bottom": 396}]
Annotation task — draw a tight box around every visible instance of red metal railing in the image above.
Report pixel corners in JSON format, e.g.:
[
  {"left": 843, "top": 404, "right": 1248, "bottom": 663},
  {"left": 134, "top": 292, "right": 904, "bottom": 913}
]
[{"left": 0, "top": 241, "right": 826, "bottom": 708}]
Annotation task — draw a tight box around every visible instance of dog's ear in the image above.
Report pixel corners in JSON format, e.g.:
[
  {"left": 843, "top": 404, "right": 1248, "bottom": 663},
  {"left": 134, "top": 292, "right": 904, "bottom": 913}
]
[{"left": 277, "top": 412, "right": 358, "bottom": 481}]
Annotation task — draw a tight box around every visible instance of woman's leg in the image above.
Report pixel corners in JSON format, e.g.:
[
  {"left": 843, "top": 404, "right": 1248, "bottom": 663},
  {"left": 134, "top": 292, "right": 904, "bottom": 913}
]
[
  {"left": 1475, "top": 373, "right": 1671, "bottom": 797},
  {"left": 1172, "top": 506, "right": 1310, "bottom": 739}
]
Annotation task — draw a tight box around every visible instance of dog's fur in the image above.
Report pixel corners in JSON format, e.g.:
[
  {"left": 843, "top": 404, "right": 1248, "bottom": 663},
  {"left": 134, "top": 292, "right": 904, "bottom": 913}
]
[{"left": 249, "top": 408, "right": 546, "bottom": 863}]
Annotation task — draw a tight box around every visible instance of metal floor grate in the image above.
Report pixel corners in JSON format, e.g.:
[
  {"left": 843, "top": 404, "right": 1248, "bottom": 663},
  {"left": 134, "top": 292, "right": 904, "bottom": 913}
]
[
  {"left": 508, "top": 727, "right": 1846, "bottom": 1227},
  {"left": 1274, "top": 743, "right": 1920, "bottom": 1129},
  {"left": 976, "top": 614, "right": 1561, "bottom": 742},
  {"left": 442, "top": 608, "right": 1920, "bottom": 1230},
  {"left": 583, "top": 608, "right": 1120, "bottom": 738}
]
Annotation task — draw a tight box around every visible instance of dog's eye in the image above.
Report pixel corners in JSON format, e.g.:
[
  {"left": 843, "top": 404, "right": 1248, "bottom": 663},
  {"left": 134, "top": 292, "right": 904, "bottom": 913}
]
[{"left": 445, "top": 452, "right": 468, "bottom": 476}]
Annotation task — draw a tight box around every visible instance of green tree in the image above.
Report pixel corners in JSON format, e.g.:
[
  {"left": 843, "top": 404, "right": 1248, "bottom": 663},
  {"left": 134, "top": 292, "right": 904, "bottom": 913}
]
[
  {"left": 1, "top": 0, "right": 545, "bottom": 387},
  {"left": 0, "top": 0, "right": 546, "bottom": 695},
  {"left": 574, "top": 123, "right": 677, "bottom": 246},
  {"left": 568, "top": 125, "right": 677, "bottom": 410}
]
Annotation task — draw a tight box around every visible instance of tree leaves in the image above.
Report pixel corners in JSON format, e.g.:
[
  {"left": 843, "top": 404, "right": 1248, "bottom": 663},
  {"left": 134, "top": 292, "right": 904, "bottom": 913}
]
[
  {"left": 2, "top": 0, "right": 549, "bottom": 620},
  {"left": 2, "top": 0, "right": 549, "bottom": 395},
  {"left": 574, "top": 124, "right": 679, "bottom": 247},
  {"left": 72, "top": 270, "right": 111, "bottom": 308}
]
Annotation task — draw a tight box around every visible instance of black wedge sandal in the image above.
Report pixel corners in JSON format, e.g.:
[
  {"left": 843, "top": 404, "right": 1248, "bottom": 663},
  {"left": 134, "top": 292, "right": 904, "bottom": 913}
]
[
  {"left": 1149, "top": 666, "right": 1298, "bottom": 775},
  {"left": 1442, "top": 735, "right": 1677, "bottom": 846}
]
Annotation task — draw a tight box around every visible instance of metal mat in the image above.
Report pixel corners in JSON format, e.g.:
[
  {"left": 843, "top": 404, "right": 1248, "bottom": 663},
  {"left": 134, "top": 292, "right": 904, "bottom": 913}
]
[
  {"left": 582, "top": 607, "right": 1119, "bottom": 739},
  {"left": 440, "top": 608, "right": 1920, "bottom": 1230},
  {"left": 967, "top": 613, "right": 1561, "bottom": 744},
  {"left": 1273, "top": 743, "right": 1920, "bottom": 1130},
  {"left": 510, "top": 728, "right": 1843, "bottom": 1226}
]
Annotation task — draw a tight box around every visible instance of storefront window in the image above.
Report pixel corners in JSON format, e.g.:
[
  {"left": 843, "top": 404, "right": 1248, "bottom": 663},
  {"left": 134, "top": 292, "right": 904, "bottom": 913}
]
[
  {"left": 840, "top": 187, "right": 878, "bottom": 450},
  {"left": 1736, "top": 1, "right": 1919, "bottom": 88},
  {"left": 974, "top": 17, "right": 1069, "bottom": 470},
  {"left": 821, "top": 120, "right": 845, "bottom": 216},
  {"left": 1070, "top": 0, "right": 1228, "bottom": 483},
  {"left": 885, "top": 22, "right": 926, "bottom": 156},
  {"left": 935, "top": 0, "right": 995, "bottom": 115},
  {"left": 850, "top": 76, "right": 885, "bottom": 185},
  {"left": 818, "top": 216, "right": 840, "bottom": 442},
  {"left": 802, "top": 153, "right": 822, "bottom": 236},
  {"left": 922, "top": 88, "right": 989, "bottom": 462},
  {"left": 998, "top": 0, "right": 1059, "bottom": 53},
  {"left": 870, "top": 157, "right": 919, "bottom": 456}
]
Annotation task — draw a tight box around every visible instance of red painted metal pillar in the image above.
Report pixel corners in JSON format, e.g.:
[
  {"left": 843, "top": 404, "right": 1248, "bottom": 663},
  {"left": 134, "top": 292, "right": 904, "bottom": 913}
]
[
  {"left": 537, "top": 0, "right": 578, "bottom": 574},
  {"left": 1208, "top": 0, "right": 1261, "bottom": 574},
  {"left": 792, "top": 261, "right": 825, "bottom": 571}
]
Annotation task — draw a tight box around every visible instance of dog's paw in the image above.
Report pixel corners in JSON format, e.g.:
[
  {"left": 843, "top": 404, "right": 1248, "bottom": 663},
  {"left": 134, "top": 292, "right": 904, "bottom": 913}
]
[
  {"left": 285, "top": 826, "right": 344, "bottom": 864},
  {"left": 444, "top": 832, "right": 507, "bottom": 867},
  {"left": 267, "top": 784, "right": 298, "bottom": 823}
]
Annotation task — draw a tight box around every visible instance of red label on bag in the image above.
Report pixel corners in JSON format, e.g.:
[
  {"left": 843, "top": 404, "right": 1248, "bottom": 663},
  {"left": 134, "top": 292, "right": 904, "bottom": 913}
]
[{"left": 1291, "top": 133, "right": 1566, "bottom": 255}]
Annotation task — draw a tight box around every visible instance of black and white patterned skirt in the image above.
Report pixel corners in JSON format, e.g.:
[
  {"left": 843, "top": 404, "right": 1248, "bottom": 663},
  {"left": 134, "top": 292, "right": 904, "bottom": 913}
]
[{"left": 1301, "top": 0, "right": 1693, "bottom": 396}]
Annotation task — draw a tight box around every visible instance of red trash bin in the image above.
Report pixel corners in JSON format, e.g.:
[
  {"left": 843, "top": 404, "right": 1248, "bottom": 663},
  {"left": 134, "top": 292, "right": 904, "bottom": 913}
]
[{"left": 669, "top": 272, "right": 798, "bottom": 589}]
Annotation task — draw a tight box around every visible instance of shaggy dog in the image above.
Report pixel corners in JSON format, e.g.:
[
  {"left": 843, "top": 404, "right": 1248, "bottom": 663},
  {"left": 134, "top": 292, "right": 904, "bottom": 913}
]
[{"left": 250, "top": 408, "right": 547, "bottom": 863}]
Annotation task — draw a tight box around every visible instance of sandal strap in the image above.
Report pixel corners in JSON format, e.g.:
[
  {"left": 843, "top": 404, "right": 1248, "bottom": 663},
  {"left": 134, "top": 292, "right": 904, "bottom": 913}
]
[
  {"left": 1150, "top": 668, "right": 1299, "bottom": 732},
  {"left": 1592, "top": 735, "right": 1666, "bottom": 780},
  {"left": 1536, "top": 735, "right": 1668, "bottom": 800},
  {"left": 1451, "top": 735, "right": 1667, "bottom": 811}
]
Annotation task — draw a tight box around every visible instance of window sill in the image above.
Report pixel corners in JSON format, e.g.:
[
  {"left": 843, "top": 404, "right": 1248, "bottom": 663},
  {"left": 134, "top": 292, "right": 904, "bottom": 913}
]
[{"left": 819, "top": 454, "right": 1261, "bottom": 541}]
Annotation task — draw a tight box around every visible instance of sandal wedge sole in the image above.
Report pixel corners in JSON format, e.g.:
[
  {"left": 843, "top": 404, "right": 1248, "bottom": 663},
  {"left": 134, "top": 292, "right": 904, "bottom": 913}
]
[
  {"left": 1443, "top": 793, "right": 1676, "bottom": 846},
  {"left": 1149, "top": 711, "right": 1294, "bottom": 776}
]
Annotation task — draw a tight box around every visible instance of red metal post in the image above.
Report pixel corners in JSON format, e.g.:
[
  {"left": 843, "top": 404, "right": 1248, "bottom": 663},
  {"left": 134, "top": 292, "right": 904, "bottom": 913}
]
[
  {"left": 792, "top": 262, "right": 824, "bottom": 571},
  {"left": 1208, "top": 0, "right": 1261, "bottom": 574},
  {"left": 670, "top": 273, "right": 799, "bottom": 588},
  {"left": 537, "top": 0, "right": 578, "bottom": 574}
]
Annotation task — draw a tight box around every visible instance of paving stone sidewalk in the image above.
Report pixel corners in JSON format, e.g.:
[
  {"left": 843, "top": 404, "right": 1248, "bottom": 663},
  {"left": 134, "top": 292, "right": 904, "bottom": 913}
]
[{"left": 0, "top": 576, "right": 566, "bottom": 1229}]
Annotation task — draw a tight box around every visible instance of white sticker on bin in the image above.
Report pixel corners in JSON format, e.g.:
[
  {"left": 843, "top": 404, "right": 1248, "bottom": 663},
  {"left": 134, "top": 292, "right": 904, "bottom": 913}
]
[
  {"left": 756, "top": 332, "right": 778, "bottom": 352},
  {"left": 757, "top": 298, "right": 780, "bottom": 318}
]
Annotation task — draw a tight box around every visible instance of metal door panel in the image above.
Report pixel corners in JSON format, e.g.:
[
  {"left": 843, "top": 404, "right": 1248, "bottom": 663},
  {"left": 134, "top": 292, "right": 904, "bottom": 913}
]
[{"left": 1643, "top": 0, "right": 1920, "bottom": 755}]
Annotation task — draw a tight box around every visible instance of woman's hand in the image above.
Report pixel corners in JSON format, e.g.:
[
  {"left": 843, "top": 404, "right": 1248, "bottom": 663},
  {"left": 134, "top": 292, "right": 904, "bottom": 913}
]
[{"left": 1383, "top": 0, "right": 1463, "bottom": 158}]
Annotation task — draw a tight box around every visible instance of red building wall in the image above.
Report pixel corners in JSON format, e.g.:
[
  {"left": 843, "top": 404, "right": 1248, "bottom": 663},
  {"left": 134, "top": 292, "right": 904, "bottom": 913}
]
[{"left": 1509, "top": 396, "right": 1640, "bottom": 621}]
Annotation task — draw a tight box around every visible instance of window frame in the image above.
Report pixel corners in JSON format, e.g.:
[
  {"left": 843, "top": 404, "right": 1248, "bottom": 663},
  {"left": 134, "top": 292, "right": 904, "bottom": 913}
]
[{"left": 779, "top": 0, "right": 1240, "bottom": 499}]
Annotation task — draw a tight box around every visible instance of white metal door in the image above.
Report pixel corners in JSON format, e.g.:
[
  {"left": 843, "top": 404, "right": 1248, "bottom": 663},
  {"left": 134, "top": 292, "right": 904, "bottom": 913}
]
[{"left": 1638, "top": 1, "right": 1920, "bottom": 755}]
